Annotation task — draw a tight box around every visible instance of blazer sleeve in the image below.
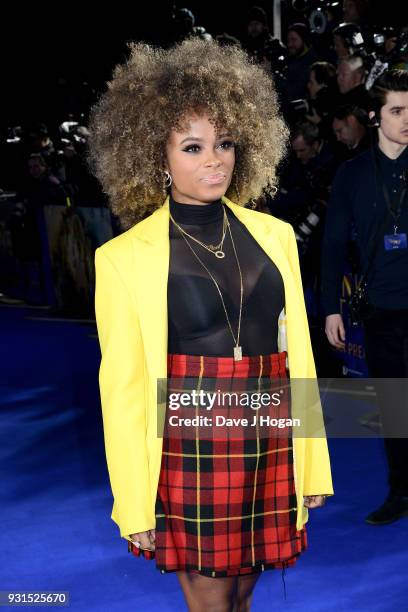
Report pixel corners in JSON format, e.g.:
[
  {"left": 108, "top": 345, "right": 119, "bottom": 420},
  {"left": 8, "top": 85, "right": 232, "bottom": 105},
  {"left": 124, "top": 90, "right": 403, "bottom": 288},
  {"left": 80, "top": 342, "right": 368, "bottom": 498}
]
[
  {"left": 94, "top": 246, "right": 155, "bottom": 539},
  {"left": 286, "top": 224, "right": 334, "bottom": 498}
]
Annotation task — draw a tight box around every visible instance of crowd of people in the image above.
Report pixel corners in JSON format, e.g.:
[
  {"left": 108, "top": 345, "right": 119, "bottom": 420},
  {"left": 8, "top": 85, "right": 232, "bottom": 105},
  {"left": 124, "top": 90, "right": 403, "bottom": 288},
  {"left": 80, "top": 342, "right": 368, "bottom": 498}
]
[{"left": 1, "top": 2, "right": 407, "bottom": 324}]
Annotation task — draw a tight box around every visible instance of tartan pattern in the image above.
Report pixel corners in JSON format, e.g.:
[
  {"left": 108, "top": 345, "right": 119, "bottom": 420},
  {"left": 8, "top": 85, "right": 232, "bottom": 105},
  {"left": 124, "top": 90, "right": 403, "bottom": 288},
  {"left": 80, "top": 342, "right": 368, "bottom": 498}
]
[{"left": 129, "top": 350, "right": 307, "bottom": 577}]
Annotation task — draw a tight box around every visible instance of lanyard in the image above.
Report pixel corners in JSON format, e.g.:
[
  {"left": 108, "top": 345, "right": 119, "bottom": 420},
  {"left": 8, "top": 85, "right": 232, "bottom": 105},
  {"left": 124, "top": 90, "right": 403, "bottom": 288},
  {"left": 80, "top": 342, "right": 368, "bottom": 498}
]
[
  {"left": 381, "top": 182, "right": 407, "bottom": 234},
  {"left": 374, "top": 150, "right": 407, "bottom": 234}
]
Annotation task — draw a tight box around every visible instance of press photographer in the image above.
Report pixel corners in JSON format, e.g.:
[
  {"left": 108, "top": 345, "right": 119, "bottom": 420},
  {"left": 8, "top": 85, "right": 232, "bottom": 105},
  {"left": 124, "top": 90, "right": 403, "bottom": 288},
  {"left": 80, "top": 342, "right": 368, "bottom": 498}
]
[
  {"left": 286, "top": 22, "right": 319, "bottom": 100},
  {"left": 286, "top": 61, "right": 338, "bottom": 137},
  {"left": 241, "top": 6, "right": 288, "bottom": 99}
]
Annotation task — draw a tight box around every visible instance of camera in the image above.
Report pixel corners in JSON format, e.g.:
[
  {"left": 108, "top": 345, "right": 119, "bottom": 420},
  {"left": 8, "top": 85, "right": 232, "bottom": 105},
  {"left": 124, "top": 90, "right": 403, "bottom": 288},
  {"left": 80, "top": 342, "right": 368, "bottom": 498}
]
[
  {"left": 287, "top": 94, "right": 332, "bottom": 124},
  {"left": 287, "top": 98, "right": 313, "bottom": 123},
  {"left": 289, "top": 98, "right": 310, "bottom": 116},
  {"left": 291, "top": 0, "right": 342, "bottom": 34},
  {"left": 333, "top": 23, "right": 408, "bottom": 90},
  {"left": 365, "top": 28, "right": 408, "bottom": 89},
  {"left": 292, "top": 166, "right": 333, "bottom": 256}
]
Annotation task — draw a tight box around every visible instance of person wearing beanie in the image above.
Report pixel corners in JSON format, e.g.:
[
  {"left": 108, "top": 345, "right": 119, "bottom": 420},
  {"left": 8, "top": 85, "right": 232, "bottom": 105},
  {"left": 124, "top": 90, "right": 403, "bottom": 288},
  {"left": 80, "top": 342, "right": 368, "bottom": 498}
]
[
  {"left": 286, "top": 23, "right": 319, "bottom": 101},
  {"left": 243, "top": 5, "right": 277, "bottom": 61}
]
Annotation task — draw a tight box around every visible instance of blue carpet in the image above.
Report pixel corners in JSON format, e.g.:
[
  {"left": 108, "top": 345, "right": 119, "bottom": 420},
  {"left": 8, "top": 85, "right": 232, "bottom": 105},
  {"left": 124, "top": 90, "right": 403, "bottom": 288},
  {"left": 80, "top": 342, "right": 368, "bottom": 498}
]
[{"left": 1, "top": 304, "right": 407, "bottom": 611}]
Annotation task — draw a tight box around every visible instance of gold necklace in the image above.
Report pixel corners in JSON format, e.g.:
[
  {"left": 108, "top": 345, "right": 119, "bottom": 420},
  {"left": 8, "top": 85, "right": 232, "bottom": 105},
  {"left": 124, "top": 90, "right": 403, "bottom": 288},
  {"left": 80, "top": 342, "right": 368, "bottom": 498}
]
[
  {"left": 173, "top": 215, "right": 243, "bottom": 361},
  {"left": 169, "top": 207, "right": 228, "bottom": 258}
]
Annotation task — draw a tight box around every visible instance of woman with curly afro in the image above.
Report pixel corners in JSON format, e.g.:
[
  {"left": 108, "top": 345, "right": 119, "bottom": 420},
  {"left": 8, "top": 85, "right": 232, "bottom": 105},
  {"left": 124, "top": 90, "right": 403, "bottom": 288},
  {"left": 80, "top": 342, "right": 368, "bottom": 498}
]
[{"left": 89, "top": 38, "right": 333, "bottom": 610}]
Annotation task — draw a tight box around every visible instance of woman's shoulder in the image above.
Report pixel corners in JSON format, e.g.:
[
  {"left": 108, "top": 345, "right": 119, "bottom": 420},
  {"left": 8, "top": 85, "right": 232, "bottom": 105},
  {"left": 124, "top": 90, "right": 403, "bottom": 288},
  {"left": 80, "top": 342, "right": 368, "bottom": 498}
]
[
  {"left": 252, "top": 207, "right": 291, "bottom": 233},
  {"left": 225, "top": 197, "right": 291, "bottom": 238},
  {"left": 96, "top": 205, "right": 164, "bottom": 262},
  {"left": 248, "top": 208, "right": 293, "bottom": 253}
]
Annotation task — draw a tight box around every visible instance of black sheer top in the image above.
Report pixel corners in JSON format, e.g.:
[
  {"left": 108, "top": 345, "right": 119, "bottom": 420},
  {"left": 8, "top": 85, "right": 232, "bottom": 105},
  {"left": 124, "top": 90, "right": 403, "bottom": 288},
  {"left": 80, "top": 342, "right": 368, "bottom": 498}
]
[{"left": 167, "top": 193, "right": 285, "bottom": 357}]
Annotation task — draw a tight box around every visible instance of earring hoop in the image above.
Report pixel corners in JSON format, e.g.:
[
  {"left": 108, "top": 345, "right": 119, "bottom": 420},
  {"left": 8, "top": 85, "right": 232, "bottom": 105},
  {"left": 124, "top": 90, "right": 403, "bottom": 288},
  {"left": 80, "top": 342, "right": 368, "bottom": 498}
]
[{"left": 164, "top": 171, "right": 172, "bottom": 188}]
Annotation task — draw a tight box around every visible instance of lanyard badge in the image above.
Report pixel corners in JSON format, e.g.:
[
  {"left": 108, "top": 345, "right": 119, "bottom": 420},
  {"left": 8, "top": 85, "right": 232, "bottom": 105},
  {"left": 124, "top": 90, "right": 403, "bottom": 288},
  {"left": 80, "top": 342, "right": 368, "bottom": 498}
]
[
  {"left": 384, "top": 230, "right": 407, "bottom": 250},
  {"left": 379, "top": 168, "right": 407, "bottom": 251}
]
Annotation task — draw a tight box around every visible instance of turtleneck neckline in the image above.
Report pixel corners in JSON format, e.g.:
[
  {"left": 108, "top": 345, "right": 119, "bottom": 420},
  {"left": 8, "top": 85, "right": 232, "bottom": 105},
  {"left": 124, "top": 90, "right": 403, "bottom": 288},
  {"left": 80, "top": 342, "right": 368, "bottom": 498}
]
[{"left": 169, "top": 192, "right": 224, "bottom": 225}]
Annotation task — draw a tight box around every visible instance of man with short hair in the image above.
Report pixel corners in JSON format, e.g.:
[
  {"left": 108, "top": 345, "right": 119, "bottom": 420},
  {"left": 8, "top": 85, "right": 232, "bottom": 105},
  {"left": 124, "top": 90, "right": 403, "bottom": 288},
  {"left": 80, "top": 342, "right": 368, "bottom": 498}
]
[
  {"left": 292, "top": 122, "right": 323, "bottom": 165},
  {"left": 332, "top": 104, "right": 370, "bottom": 159},
  {"left": 321, "top": 69, "right": 408, "bottom": 525},
  {"left": 286, "top": 22, "right": 318, "bottom": 100},
  {"left": 333, "top": 23, "right": 363, "bottom": 61},
  {"left": 274, "top": 122, "right": 336, "bottom": 218},
  {"left": 336, "top": 55, "right": 369, "bottom": 109}
]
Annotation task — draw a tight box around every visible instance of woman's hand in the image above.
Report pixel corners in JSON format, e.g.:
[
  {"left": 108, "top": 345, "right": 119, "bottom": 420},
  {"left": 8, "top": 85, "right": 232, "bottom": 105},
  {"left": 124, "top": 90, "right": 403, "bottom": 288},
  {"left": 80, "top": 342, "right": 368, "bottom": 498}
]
[
  {"left": 303, "top": 495, "right": 327, "bottom": 509},
  {"left": 129, "top": 529, "right": 156, "bottom": 551}
]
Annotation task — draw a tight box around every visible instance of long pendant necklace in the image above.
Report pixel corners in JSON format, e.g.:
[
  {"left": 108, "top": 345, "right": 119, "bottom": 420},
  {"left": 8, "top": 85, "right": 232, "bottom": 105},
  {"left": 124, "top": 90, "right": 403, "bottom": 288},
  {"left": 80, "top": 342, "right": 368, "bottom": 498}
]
[{"left": 170, "top": 209, "right": 243, "bottom": 361}]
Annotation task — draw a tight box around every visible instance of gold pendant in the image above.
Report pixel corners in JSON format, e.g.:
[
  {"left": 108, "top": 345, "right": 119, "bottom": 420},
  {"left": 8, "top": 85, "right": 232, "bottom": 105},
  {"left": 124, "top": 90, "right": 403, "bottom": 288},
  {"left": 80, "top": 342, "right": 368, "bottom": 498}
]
[
  {"left": 215, "top": 250, "right": 225, "bottom": 258},
  {"left": 233, "top": 346, "right": 242, "bottom": 361}
]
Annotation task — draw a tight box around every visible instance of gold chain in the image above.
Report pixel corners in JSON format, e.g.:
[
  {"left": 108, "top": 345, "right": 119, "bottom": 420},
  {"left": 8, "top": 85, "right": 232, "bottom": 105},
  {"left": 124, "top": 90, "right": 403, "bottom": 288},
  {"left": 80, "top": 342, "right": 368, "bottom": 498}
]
[
  {"left": 170, "top": 210, "right": 227, "bottom": 250},
  {"left": 171, "top": 209, "right": 243, "bottom": 360},
  {"left": 169, "top": 207, "right": 228, "bottom": 258}
]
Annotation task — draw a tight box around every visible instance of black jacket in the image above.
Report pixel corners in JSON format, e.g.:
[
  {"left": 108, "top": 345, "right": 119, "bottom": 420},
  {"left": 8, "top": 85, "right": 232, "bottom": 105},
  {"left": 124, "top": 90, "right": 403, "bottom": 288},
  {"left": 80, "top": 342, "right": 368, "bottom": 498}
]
[{"left": 321, "top": 144, "right": 408, "bottom": 315}]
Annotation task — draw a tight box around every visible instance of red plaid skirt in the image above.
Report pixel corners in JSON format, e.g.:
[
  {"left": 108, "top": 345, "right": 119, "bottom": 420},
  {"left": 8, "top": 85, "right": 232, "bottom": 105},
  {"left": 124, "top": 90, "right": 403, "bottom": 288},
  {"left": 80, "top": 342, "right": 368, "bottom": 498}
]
[{"left": 129, "top": 351, "right": 307, "bottom": 577}]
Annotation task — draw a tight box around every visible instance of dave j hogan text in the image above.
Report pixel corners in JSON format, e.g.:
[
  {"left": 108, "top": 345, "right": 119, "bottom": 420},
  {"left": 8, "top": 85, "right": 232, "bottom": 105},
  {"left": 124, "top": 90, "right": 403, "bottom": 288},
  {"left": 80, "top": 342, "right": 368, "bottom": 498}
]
[{"left": 167, "top": 415, "right": 300, "bottom": 428}]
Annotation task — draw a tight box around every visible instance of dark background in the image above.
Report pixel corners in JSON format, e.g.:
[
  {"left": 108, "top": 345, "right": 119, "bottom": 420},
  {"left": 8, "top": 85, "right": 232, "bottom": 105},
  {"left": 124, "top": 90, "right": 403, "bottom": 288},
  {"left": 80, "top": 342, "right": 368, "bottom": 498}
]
[{"left": 2, "top": 0, "right": 405, "bottom": 125}]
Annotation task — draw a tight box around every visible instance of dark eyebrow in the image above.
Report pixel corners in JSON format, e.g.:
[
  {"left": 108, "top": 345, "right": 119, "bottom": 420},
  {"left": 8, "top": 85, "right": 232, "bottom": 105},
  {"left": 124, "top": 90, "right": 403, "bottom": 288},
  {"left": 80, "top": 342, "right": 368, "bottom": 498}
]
[
  {"left": 179, "top": 133, "right": 232, "bottom": 145},
  {"left": 389, "top": 106, "right": 405, "bottom": 111},
  {"left": 180, "top": 137, "right": 203, "bottom": 144}
]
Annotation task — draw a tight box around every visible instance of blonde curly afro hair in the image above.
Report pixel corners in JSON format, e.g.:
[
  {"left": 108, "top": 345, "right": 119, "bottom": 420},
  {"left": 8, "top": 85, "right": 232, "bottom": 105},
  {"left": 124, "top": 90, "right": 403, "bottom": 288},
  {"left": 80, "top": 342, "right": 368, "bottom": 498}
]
[{"left": 88, "top": 37, "right": 289, "bottom": 230}]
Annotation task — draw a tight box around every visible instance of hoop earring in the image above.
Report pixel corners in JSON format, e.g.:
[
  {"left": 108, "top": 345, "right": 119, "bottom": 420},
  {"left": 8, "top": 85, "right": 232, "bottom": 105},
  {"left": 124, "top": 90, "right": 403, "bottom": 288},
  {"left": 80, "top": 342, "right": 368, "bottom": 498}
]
[
  {"left": 250, "top": 198, "right": 257, "bottom": 210},
  {"left": 164, "top": 171, "right": 172, "bottom": 188}
]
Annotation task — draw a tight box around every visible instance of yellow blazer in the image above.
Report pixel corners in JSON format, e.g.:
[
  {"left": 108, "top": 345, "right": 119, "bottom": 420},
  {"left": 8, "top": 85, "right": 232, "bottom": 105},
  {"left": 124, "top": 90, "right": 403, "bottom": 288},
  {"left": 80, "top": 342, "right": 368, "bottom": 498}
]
[{"left": 94, "top": 195, "right": 334, "bottom": 542}]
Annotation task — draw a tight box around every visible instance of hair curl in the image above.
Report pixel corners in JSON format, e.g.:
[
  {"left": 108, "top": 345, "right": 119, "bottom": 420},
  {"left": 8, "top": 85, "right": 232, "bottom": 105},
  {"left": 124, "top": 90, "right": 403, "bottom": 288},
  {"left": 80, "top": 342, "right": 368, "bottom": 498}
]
[{"left": 88, "top": 38, "right": 288, "bottom": 230}]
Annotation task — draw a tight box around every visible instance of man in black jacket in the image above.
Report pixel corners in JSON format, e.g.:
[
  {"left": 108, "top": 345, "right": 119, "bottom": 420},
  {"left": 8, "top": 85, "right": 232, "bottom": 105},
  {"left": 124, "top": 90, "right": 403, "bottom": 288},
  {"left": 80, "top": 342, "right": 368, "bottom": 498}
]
[{"left": 321, "top": 69, "right": 408, "bottom": 524}]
